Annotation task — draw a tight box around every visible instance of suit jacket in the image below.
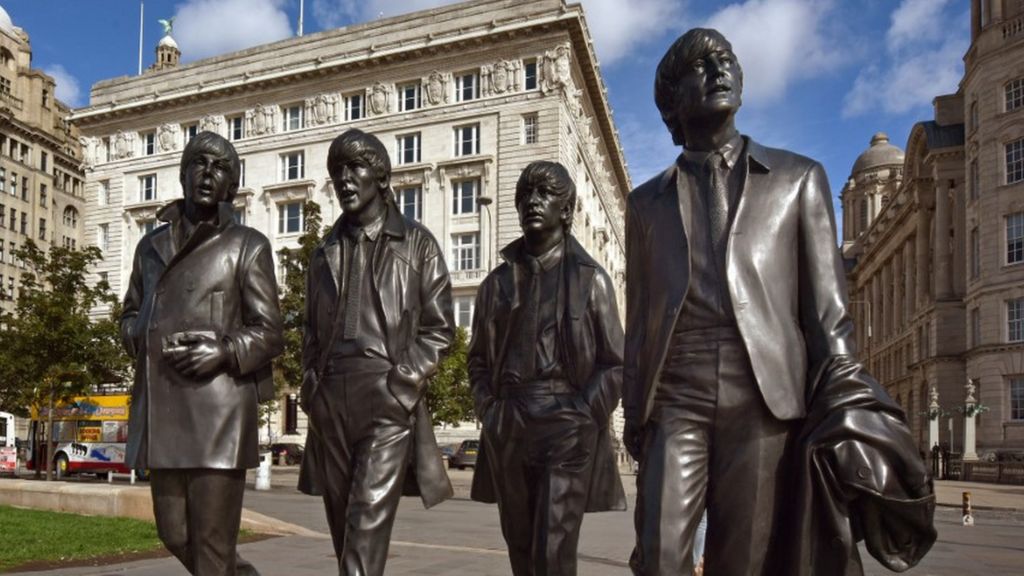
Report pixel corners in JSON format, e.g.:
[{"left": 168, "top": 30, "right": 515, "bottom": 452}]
[
  {"left": 297, "top": 200, "right": 455, "bottom": 508},
  {"left": 121, "top": 201, "right": 284, "bottom": 470},
  {"left": 468, "top": 235, "right": 627, "bottom": 512},
  {"left": 623, "top": 136, "right": 855, "bottom": 426}
]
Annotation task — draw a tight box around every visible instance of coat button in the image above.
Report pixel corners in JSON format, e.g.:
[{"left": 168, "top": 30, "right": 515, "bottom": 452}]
[{"left": 857, "top": 466, "right": 871, "bottom": 480}]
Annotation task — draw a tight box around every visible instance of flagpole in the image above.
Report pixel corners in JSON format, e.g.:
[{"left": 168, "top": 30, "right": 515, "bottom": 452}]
[
  {"left": 298, "top": 0, "right": 305, "bottom": 36},
  {"left": 138, "top": 1, "right": 144, "bottom": 75}
]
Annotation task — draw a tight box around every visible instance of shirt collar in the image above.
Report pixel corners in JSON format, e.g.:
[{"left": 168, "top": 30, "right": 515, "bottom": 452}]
[
  {"left": 679, "top": 132, "right": 744, "bottom": 170},
  {"left": 342, "top": 204, "right": 387, "bottom": 241},
  {"left": 520, "top": 238, "right": 564, "bottom": 273}
]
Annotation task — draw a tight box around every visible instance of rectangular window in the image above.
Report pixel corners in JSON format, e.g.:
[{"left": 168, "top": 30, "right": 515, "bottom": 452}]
[
  {"left": 278, "top": 202, "right": 303, "bottom": 234},
  {"left": 398, "top": 82, "right": 421, "bottom": 112},
  {"left": 1008, "top": 138, "right": 1024, "bottom": 184},
  {"left": 282, "top": 104, "right": 304, "bottom": 132},
  {"left": 38, "top": 218, "right": 45, "bottom": 240},
  {"left": 971, "top": 307, "right": 981, "bottom": 348},
  {"left": 344, "top": 93, "right": 364, "bottom": 121},
  {"left": 1007, "top": 78, "right": 1024, "bottom": 112},
  {"left": 281, "top": 151, "right": 305, "bottom": 181},
  {"left": 8, "top": 208, "right": 14, "bottom": 230},
  {"left": 1008, "top": 212, "right": 1024, "bottom": 265},
  {"left": 228, "top": 116, "right": 244, "bottom": 141},
  {"left": 0, "top": 241, "right": 5, "bottom": 263},
  {"left": 459, "top": 124, "right": 482, "bottom": 157},
  {"left": 971, "top": 227, "right": 980, "bottom": 279},
  {"left": 1012, "top": 377, "right": 1024, "bottom": 421},
  {"left": 970, "top": 159, "right": 979, "bottom": 201},
  {"left": 139, "top": 219, "right": 157, "bottom": 236},
  {"left": 396, "top": 186, "right": 421, "bottom": 221},
  {"left": 142, "top": 131, "right": 156, "bottom": 156},
  {"left": 139, "top": 174, "right": 157, "bottom": 202},
  {"left": 523, "top": 114, "right": 538, "bottom": 144},
  {"left": 20, "top": 213, "right": 26, "bottom": 235},
  {"left": 454, "top": 295, "right": 475, "bottom": 328},
  {"left": 397, "top": 133, "right": 421, "bottom": 165},
  {"left": 40, "top": 152, "right": 47, "bottom": 172},
  {"left": 9, "top": 173, "right": 16, "bottom": 198},
  {"left": 0, "top": 167, "right": 4, "bottom": 193},
  {"left": 233, "top": 209, "right": 246, "bottom": 225},
  {"left": 39, "top": 184, "right": 47, "bottom": 207},
  {"left": 182, "top": 123, "right": 198, "bottom": 146},
  {"left": 454, "top": 124, "right": 480, "bottom": 157},
  {"left": 1009, "top": 298, "right": 1024, "bottom": 342},
  {"left": 20, "top": 176, "right": 26, "bottom": 201},
  {"left": 7, "top": 277, "right": 13, "bottom": 300},
  {"left": 0, "top": 204, "right": 5, "bottom": 228},
  {"left": 451, "top": 233, "right": 480, "bottom": 271},
  {"left": 452, "top": 179, "right": 479, "bottom": 215},
  {"left": 0, "top": 77, "right": 10, "bottom": 95},
  {"left": 455, "top": 72, "right": 478, "bottom": 102},
  {"left": 98, "top": 180, "right": 109, "bottom": 206},
  {"left": 524, "top": 59, "right": 538, "bottom": 90},
  {"left": 239, "top": 159, "right": 246, "bottom": 188}
]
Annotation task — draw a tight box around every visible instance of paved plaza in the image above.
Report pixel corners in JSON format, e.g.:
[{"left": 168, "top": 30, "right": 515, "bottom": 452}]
[{"left": 6, "top": 469, "right": 1024, "bottom": 575}]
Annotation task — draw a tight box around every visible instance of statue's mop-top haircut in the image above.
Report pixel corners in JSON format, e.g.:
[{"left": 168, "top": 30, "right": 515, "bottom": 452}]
[
  {"left": 179, "top": 131, "right": 242, "bottom": 199},
  {"left": 654, "top": 28, "right": 738, "bottom": 147},
  {"left": 327, "top": 128, "right": 393, "bottom": 197},
  {"left": 515, "top": 160, "right": 577, "bottom": 232}
]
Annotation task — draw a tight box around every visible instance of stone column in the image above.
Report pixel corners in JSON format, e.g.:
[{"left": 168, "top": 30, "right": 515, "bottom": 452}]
[
  {"left": 928, "top": 386, "right": 940, "bottom": 450},
  {"left": 916, "top": 205, "right": 930, "bottom": 308},
  {"left": 893, "top": 249, "right": 903, "bottom": 330},
  {"left": 905, "top": 237, "right": 915, "bottom": 322},
  {"left": 934, "top": 179, "right": 953, "bottom": 300},
  {"left": 871, "top": 274, "right": 881, "bottom": 344}
]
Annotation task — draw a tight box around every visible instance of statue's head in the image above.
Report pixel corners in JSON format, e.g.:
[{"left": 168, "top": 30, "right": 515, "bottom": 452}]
[
  {"left": 179, "top": 131, "right": 241, "bottom": 211},
  {"left": 515, "top": 161, "right": 576, "bottom": 236},
  {"left": 327, "top": 129, "right": 392, "bottom": 215},
  {"left": 654, "top": 28, "right": 743, "bottom": 147}
]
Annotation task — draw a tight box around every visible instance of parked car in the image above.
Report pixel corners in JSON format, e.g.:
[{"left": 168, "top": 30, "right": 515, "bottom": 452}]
[
  {"left": 269, "top": 443, "right": 305, "bottom": 465},
  {"left": 439, "top": 443, "right": 458, "bottom": 460},
  {"left": 448, "top": 440, "right": 480, "bottom": 470}
]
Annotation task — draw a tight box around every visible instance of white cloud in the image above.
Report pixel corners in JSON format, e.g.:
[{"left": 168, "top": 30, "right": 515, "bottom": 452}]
[
  {"left": 311, "top": 0, "right": 682, "bottom": 66},
  {"left": 173, "top": 0, "right": 293, "bottom": 62},
  {"left": 702, "top": 0, "right": 845, "bottom": 106},
  {"left": 842, "top": 0, "right": 967, "bottom": 118},
  {"left": 43, "top": 65, "right": 81, "bottom": 107}
]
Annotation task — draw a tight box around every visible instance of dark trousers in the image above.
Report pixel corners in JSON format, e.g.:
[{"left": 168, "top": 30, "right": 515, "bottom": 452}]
[
  {"left": 630, "top": 328, "right": 798, "bottom": 576},
  {"left": 309, "top": 361, "right": 413, "bottom": 576},
  {"left": 482, "top": 382, "right": 598, "bottom": 576},
  {"left": 150, "top": 468, "right": 247, "bottom": 576}
]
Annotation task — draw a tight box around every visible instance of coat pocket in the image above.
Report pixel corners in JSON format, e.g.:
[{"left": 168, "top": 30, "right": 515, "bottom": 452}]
[{"left": 210, "top": 291, "right": 224, "bottom": 325}]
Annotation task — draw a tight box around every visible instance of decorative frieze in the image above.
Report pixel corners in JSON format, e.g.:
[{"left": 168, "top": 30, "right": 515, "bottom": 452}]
[
  {"left": 157, "top": 123, "right": 179, "bottom": 153},
  {"left": 246, "top": 104, "right": 276, "bottom": 136},
  {"left": 482, "top": 59, "right": 519, "bottom": 95},
  {"left": 423, "top": 71, "right": 449, "bottom": 106},
  {"left": 305, "top": 93, "right": 339, "bottom": 126},
  {"left": 369, "top": 82, "right": 392, "bottom": 115}
]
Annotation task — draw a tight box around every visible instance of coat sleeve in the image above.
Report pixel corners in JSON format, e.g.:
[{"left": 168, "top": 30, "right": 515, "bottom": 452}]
[
  {"left": 581, "top": 268, "right": 624, "bottom": 424},
  {"left": 622, "top": 192, "right": 647, "bottom": 426},
  {"left": 797, "top": 162, "right": 857, "bottom": 395},
  {"left": 120, "top": 240, "right": 146, "bottom": 359},
  {"left": 388, "top": 235, "right": 455, "bottom": 413},
  {"left": 467, "top": 274, "right": 495, "bottom": 417},
  {"left": 224, "top": 231, "right": 285, "bottom": 376}
]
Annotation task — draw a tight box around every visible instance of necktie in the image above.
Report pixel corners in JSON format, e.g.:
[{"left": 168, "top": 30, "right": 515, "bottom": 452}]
[
  {"left": 706, "top": 152, "right": 730, "bottom": 263},
  {"left": 343, "top": 232, "right": 365, "bottom": 339},
  {"left": 520, "top": 258, "right": 542, "bottom": 379}
]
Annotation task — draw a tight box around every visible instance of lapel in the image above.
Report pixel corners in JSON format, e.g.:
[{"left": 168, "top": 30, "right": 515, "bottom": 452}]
[
  {"left": 322, "top": 225, "right": 342, "bottom": 294},
  {"left": 728, "top": 137, "right": 772, "bottom": 268},
  {"left": 371, "top": 201, "right": 408, "bottom": 291},
  {"left": 654, "top": 163, "right": 690, "bottom": 310},
  {"left": 154, "top": 200, "right": 233, "bottom": 276},
  {"left": 564, "top": 235, "right": 595, "bottom": 323}
]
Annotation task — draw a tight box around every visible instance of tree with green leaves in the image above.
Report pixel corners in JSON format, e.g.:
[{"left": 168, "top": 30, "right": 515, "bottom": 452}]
[
  {"left": 0, "top": 241, "right": 130, "bottom": 480},
  {"left": 271, "top": 201, "right": 328, "bottom": 431},
  {"left": 426, "top": 326, "right": 474, "bottom": 427}
]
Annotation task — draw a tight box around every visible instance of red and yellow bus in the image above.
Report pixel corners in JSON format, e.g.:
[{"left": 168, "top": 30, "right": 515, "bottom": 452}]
[{"left": 26, "top": 394, "right": 131, "bottom": 478}]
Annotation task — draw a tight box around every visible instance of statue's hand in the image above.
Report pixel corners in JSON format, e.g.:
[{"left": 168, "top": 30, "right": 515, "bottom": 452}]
[
  {"left": 164, "top": 332, "right": 229, "bottom": 380},
  {"left": 623, "top": 420, "right": 644, "bottom": 463}
]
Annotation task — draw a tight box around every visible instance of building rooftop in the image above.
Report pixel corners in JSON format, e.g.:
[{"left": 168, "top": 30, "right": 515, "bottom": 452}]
[{"left": 851, "top": 132, "right": 904, "bottom": 175}]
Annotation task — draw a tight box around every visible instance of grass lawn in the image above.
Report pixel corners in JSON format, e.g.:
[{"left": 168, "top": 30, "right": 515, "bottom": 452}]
[{"left": 0, "top": 504, "right": 163, "bottom": 571}]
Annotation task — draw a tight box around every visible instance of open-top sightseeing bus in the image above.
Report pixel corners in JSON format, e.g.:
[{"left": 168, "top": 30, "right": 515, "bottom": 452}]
[{"left": 26, "top": 394, "right": 131, "bottom": 478}]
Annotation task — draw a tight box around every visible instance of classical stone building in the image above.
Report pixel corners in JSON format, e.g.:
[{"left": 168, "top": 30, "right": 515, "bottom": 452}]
[
  {"left": 0, "top": 7, "right": 85, "bottom": 315},
  {"left": 72, "top": 0, "right": 629, "bottom": 446},
  {"left": 844, "top": 0, "right": 1024, "bottom": 456}
]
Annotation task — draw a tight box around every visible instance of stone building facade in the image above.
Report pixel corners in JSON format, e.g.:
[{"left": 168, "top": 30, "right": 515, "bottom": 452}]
[
  {"left": 845, "top": 0, "right": 1024, "bottom": 456},
  {"left": 0, "top": 8, "right": 85, "bottom": 316},
  {"left": 72, "top": 0, "right": 630, "bottom": 446}
]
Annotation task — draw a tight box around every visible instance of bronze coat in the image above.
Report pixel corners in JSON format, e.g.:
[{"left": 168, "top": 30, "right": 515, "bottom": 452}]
[
  {"left": 623, "top": 137, "right": 855, "bottom": 426},
  {"left": 121, "top": 201, "right": 284, "bottom": 470},
  {"left": 469, "top": 235, "right": 627, "bottom": 512},
  {"left": 297, "top": 202, "right": 455, "bottom": 508}
]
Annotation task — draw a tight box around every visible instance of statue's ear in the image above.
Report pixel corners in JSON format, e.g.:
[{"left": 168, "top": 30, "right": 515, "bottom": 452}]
[{"left": 378, "top": 172, "right": 390, "bottom": 193}]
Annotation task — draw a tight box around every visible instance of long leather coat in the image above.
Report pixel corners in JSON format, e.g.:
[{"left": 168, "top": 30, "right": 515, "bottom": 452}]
[
  {"left": 623, "top": 137, "right": 855, "bottom": 426},
  {"left": 469, "top": 236, "right": 627, "bottom": 512},
  {"left": 121, "top": 201, "right": 284, "bottom": 470},
  {"left": 297, "top": 201, "right": 455, "bottom": 508}
]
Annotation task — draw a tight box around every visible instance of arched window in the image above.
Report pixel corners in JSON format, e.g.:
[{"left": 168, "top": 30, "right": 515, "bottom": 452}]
[{"left": 62, "top": 206, "right": 78, "bottom": 228}]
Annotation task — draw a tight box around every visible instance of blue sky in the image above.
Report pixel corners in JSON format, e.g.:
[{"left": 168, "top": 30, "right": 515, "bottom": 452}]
[{"left": 3, "top": 0, "right": 971, "bottom": 217}]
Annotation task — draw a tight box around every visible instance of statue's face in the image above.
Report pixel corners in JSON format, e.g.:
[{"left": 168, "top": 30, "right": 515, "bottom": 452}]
[
  {"left": 182, "top": 151, "right": 235, "bottom": 213},
  {"left": 675, "top": 47, "right": 742, "bottom": 121},
  {"left": 332, "top": 156, "right": 384, "bottom": 215},
  {"left": 517, "top": 182, "right": 570, "bottom": 237}
]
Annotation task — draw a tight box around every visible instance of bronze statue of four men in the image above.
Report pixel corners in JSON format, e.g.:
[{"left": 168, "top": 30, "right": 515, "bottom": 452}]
[{"left": 123, "top": 28, "right": 935, "bottom": 576}]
